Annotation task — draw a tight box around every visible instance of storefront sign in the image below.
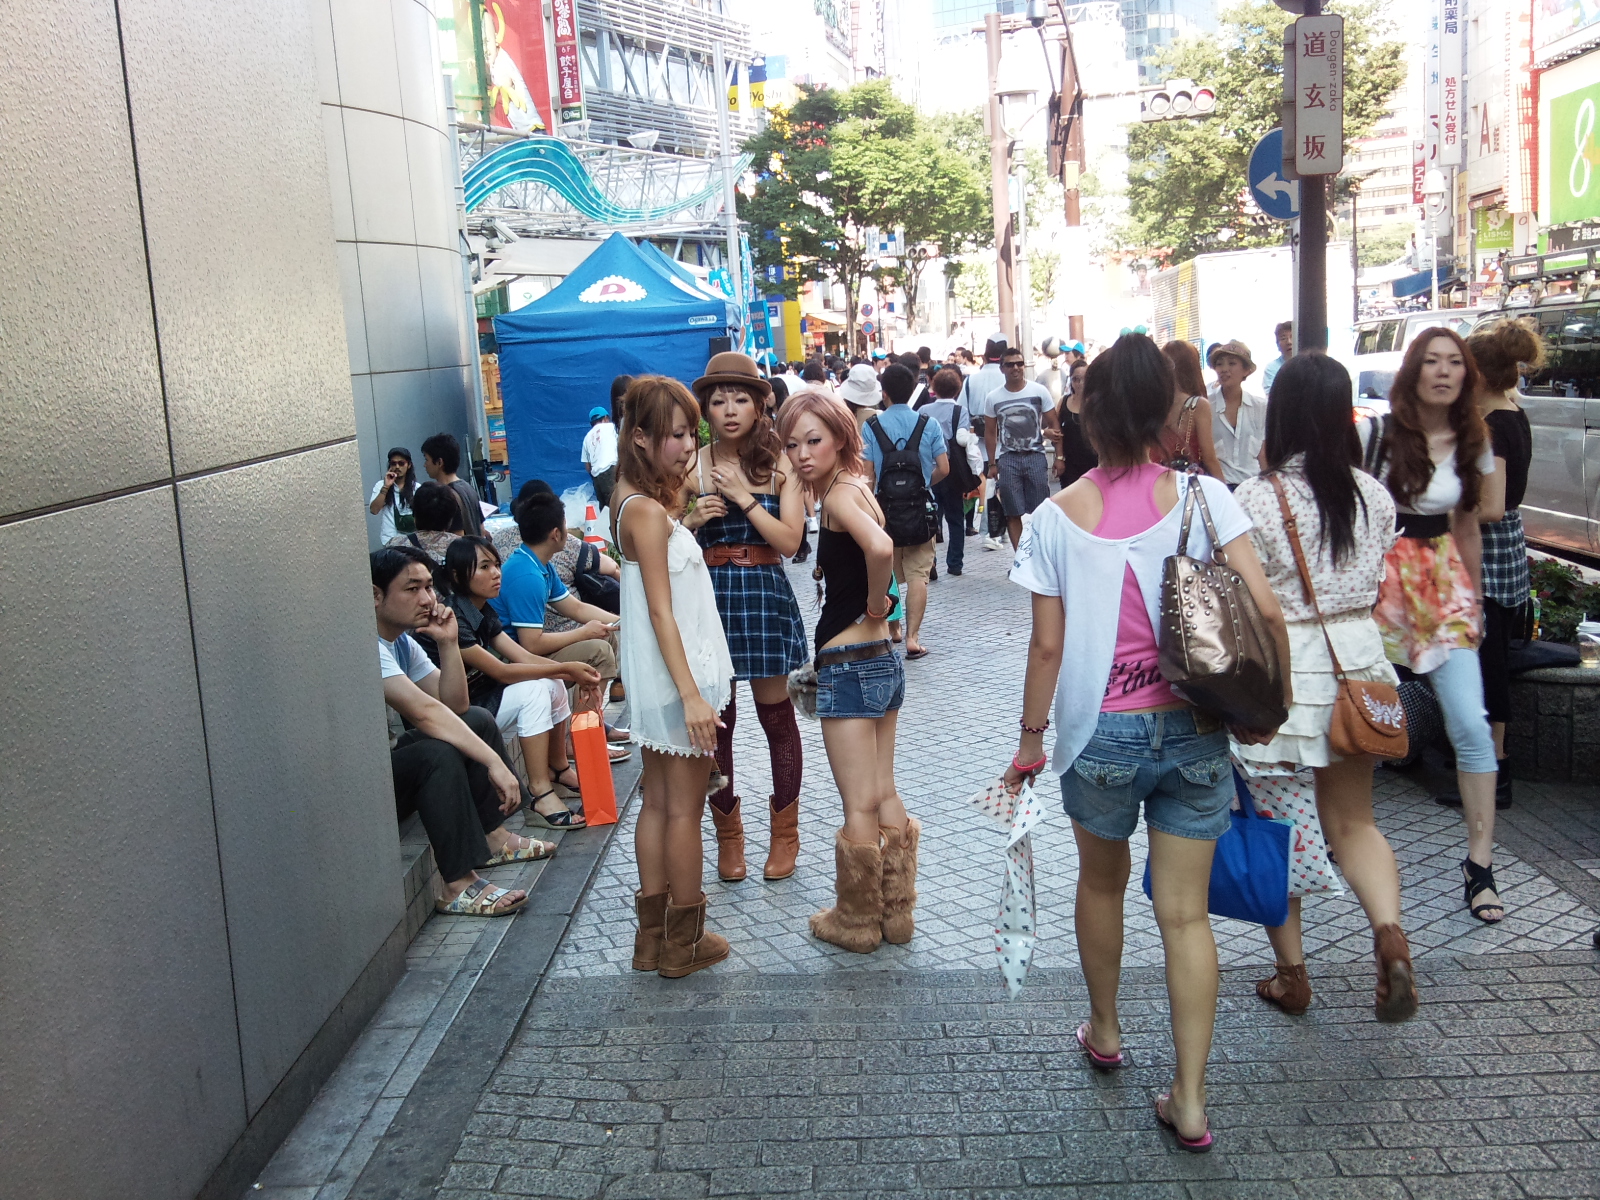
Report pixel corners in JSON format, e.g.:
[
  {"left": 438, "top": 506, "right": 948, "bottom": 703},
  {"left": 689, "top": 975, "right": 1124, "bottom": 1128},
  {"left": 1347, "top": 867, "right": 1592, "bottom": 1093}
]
[
  {"left": 1547, "top": 77, "right": 1600, "bottom": 224},
  {"left": 1475, "top": 206, "right": 1515, "bottom": 250},
  {"left": 1413, "top": 141, "right": 1428, "bottom": 204},
  {"left": 1535, "top": 0, "right": 1600, "bottom": 64},
  {"left": 551, "top": 0, "right": 583, "bottom": 122},
  {"left": 1440, "top": 1, "right": 1464, "bottom": 166},
  {"left": 484, "top": 0, "right": 552, "bottom": 133}
]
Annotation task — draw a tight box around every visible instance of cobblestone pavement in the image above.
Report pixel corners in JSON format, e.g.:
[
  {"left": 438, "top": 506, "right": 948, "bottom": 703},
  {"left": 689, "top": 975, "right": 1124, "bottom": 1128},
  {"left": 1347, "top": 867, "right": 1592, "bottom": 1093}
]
[{"left": 427, "top": 537, "right": 1600, "bottom": 1198}]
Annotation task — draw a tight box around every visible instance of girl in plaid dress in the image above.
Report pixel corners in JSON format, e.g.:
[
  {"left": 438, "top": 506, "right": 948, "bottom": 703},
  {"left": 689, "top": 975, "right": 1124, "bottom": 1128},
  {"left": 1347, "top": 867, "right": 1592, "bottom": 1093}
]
[{"left": 685, "top": 353, "right": 810, "bottom": 883}]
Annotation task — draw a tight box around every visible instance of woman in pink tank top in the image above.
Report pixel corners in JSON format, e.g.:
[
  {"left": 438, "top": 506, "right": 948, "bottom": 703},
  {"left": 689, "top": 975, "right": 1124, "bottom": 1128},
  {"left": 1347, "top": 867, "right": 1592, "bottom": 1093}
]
[{"left": 1005, "top": 335, "right": 1289, "bottom": 1154}]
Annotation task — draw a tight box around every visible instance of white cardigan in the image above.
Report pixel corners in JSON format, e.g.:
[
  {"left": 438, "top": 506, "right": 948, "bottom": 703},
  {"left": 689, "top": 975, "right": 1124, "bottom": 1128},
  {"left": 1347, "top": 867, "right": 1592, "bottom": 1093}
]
[{"left": 1008, "top": 473, "right": 1252, "bottom": 773}]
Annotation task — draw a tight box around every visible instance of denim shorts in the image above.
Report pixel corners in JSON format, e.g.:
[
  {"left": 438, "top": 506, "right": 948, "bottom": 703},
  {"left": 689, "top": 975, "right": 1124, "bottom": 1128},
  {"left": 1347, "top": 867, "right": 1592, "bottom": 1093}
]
[
  {"left": 815, "top": 644, "right": 904, "bottom": 719},
  {"left": 1060, "top": 709, "right": 1233, "bottom": 842}
]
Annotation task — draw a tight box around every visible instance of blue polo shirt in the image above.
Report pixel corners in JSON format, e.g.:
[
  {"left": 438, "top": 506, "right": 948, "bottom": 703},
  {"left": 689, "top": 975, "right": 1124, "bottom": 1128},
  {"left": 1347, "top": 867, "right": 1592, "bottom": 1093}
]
[
  {"left": 863, "top": 404, "right": 947, "bottom": 484},
  {"left": 491, "top": 544, "right": 569, "bottom": 630}
]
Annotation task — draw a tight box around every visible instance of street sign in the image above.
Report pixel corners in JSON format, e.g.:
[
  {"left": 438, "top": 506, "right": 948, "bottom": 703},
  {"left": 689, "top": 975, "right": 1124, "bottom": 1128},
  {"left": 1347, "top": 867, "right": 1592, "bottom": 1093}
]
[
  {"left": 1249, "top": 129, "right": 1300, "bottom": 221},
  {"left": 1289, "top": 15, "right": 1344, "bottom": 175},
  {"left": 861, "top": 303, "right": 874, "bottom": 317},
  {"left": 862, "top": 321, "right": 876, "bottom": 335}
]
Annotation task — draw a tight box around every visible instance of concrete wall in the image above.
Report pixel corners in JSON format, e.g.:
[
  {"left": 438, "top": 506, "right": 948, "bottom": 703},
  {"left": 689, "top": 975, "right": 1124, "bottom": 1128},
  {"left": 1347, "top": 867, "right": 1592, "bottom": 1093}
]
[
  {"left": 313, "top": 0, "right": 482, "bottom": 547},
  {"left": 0, "top": 0, "right": 469, "bottom": 1195}
]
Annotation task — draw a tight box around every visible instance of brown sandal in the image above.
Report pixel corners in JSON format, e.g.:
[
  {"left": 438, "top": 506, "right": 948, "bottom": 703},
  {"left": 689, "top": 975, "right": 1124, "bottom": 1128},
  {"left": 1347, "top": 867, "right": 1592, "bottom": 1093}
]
[{"left": 1255, "top": 962, "right": 1311, "bottom": 1015}]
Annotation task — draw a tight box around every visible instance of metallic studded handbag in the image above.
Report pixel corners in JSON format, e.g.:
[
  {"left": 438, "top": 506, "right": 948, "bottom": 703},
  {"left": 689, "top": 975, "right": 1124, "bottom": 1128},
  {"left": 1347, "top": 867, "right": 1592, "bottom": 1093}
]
[{"left": 1158, "top": 479, "right": 1288, "bottom": 731}]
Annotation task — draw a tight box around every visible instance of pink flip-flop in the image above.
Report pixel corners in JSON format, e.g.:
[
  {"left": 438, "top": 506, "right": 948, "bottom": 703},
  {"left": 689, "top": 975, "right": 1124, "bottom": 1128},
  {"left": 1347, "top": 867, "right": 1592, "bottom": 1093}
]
[
  {"left": 1075, "top": 1022, "right": 1125, "bottom": 1072},
  {"left": 1154, "top": 1094, "right": 1213, "bottom": 1153}
]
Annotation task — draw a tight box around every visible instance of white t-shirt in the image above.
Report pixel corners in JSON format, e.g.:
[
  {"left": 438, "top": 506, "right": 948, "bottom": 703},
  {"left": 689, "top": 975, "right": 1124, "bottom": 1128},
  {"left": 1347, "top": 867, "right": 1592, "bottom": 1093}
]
[
  {"left": 582, "top": 422, "right": 618, "bottom": 475},
  {"left": 1208, "top": 384, "right": 1268, "bottom": 485},
  {"left": 369, "top": 478, "right": 413, "bottom": 544},
  {"left": 378, "top": 633, "right": 438, "bottom": 685},
  {"left": 1009, "top": 473, "right": 1251, "bottom": 773},
  {"left": 1358, "top": 418, "right": 1497, "bottom": 515},
  {"left": 985, "top": 381, "right": 1057, "bottom": 457}
]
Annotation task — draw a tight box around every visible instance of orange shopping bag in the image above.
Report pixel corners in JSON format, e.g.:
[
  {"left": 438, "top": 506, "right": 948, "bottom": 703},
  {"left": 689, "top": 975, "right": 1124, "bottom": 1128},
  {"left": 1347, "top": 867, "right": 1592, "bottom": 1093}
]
[{"left": 570, "top": 711, "right": 618, "bottom": 826}]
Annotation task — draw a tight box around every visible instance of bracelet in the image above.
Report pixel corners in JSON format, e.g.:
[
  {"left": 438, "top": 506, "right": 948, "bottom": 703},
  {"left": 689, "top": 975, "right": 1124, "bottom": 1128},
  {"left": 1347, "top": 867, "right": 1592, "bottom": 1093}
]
[
  {"left": 740, "top": 497, "right": 759, "bottom": 514},
  {"left": 1020, "top": 716, "right": 1050, "bottom": 734},
  {"left": 865, "top": 595, "right": 892, "bottom": 620},
  {"left": 1012, "top": 753, "right": 1048, "bottom": 774}
]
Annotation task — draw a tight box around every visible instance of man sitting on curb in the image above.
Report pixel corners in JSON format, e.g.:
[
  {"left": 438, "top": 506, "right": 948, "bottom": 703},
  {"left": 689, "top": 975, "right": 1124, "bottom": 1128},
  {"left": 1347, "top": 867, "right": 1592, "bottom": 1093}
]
[{"left": 375, "top": 545, "right": 554, "bottom": 917}]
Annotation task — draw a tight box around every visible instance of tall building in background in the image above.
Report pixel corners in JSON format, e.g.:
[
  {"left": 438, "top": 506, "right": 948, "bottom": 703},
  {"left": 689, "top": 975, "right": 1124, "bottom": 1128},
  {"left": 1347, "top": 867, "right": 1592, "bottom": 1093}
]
[
  {"left": 931, "top": 0, "right": 1024, "bottom": 38},
  {"left": 1120, "top": 0, "right": 1217, "bottom": 83}
]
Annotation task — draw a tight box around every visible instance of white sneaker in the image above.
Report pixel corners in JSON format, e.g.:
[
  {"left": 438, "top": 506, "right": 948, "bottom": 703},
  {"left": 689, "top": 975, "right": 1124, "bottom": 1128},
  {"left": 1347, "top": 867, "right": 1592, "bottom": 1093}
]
[
  {"left": 807, "top": 516, "right": 819, "bottom": 533},
  {"left": 984, "top": 536, "right": 1002, "bottom": 551}
]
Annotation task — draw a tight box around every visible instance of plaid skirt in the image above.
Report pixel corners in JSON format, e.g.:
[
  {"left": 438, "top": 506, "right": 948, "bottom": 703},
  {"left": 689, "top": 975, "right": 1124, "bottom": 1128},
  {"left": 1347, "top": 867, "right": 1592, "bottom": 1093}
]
[{"left": 708, "top": 561, "right": 809, "bottom": 681}]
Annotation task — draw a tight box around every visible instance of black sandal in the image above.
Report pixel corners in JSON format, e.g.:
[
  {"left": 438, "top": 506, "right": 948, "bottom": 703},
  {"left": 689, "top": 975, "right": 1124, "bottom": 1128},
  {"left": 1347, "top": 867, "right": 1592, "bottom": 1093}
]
[
  {"left": 1462, "top": 857, "right": 1504, "bottom": 923},
  {"left": 525, "top": 790, "right": 586, "bottom": 830}
]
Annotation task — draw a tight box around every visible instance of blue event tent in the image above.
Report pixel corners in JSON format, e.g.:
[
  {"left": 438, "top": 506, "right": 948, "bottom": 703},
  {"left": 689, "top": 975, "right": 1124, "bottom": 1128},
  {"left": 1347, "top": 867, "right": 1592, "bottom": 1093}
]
[{"left": 493, "top": 232, "right": 738, "bottom": 497}]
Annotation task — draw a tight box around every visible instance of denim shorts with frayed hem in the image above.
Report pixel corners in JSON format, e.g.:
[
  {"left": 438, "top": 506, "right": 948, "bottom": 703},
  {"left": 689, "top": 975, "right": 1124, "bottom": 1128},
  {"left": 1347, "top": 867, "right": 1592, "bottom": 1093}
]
[
  {"left": 815, "top": 645, "right": 904, "bottom": 719},
  {"left": 1060, "top": 709, "right": 1233, "bottom": 842}
]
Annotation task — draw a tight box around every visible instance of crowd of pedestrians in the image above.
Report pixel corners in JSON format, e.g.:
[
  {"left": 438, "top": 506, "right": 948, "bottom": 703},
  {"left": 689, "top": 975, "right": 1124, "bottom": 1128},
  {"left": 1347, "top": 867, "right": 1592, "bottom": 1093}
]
[{"left": 366, "top": 316, "right": 1548, "bottom": 1153}]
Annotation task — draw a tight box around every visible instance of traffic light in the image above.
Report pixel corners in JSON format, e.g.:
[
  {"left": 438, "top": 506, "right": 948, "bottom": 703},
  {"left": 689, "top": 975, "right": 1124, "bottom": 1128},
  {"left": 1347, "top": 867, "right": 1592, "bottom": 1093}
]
[{"left": 1139, "top": 78, "right": 1217, "bottom": 122}]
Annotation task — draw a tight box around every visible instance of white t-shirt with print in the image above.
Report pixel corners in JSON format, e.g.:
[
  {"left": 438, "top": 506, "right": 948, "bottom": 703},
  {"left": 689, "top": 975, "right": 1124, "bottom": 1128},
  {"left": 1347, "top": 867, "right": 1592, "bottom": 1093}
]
[
  {"left": 582, "top": 422, "right": 619, "bottom": 475},
  {"left": 369, "top": 478, "right": 413, "bottom": 544},
  {"left": 985, "top": 381, "right": 1056, "bottom": 456}
]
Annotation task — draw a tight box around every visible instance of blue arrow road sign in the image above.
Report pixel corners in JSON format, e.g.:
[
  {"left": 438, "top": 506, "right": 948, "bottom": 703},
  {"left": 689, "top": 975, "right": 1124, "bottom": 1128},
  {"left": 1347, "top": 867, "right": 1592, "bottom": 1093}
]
[{"left": 1248, "top": 128, "right": 1300, "bottom": 222}]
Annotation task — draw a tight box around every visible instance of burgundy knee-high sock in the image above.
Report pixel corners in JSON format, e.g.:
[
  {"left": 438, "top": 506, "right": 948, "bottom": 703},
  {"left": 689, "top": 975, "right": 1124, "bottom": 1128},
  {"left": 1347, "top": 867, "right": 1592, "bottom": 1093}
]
[
  {"left": 754, "top": 697, "right": 802, "bottom": 811},
  {"left": 709, "top": 693, "right": 738, "bottom": 813}
]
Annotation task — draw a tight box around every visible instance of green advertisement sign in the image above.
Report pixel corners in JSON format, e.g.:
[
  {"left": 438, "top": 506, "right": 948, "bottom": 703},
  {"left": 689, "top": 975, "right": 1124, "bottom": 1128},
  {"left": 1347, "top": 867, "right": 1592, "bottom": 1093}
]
[
  {"left": 1549, "top": 79, "right": 1600, "bottom": 225},
  {"left": 1476, "top": 206, "right": 1514, "bottom": 251}
]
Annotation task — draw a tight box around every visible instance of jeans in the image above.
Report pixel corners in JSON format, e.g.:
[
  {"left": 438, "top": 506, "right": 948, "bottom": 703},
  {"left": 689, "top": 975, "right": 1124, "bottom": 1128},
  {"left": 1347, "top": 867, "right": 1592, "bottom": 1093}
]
[
  {"left": 815, "top": 645, "right": 905, "bottom": 719},
  {"left": 934, "top": 477, "right": 966, "bottom": 572},
  {"left": 1059, "top": 709, "right": 1234, "bottom": 842},
  {"left": 1423, "top": 646, "right": 1498, "bottom": 773}
]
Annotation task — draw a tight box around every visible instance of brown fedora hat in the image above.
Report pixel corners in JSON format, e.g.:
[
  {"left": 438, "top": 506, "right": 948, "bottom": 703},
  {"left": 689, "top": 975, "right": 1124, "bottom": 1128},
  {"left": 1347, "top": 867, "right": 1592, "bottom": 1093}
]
[
  {"left": 692, "top": 351, "right": 772, "bottom": 399},
  {"left": 1207, "top": 339, "right": 1256, "bottom": 375}
]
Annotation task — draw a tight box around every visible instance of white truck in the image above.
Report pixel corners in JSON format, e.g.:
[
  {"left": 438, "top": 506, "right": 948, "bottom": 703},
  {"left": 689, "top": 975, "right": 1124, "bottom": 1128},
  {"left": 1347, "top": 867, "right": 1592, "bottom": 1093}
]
[{"left": 1150, "top": 242, "right": 1356, "bottom": 372}]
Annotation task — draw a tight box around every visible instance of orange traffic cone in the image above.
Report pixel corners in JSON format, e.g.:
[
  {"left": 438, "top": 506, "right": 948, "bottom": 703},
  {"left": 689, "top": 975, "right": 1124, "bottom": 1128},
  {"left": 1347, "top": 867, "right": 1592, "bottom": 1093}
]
[{"left": 571, "top": 711, "right": 618, "bottom": 826}]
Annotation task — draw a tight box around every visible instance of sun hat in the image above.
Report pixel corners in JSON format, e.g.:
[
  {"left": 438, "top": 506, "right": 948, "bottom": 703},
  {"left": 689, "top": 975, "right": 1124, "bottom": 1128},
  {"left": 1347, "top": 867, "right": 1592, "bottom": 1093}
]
[
  {"left": 588, "top": 406, "right": 609, "bottom": 423},
  {"left": 838, "top": 363, "right": 882, "bottom": 409},
  {"left": 1207, "top": 339, "right": 1256, "bottom": 375},
  {"left": 692, "top": 351, "right": 773, "bottom": 400}
]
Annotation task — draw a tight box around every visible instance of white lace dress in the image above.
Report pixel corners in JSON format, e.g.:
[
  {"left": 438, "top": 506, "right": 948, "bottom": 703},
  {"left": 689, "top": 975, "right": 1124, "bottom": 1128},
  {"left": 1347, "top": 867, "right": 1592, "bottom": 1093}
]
[{"left": 616, "top": 508, "right": 734, "bottom": 757}]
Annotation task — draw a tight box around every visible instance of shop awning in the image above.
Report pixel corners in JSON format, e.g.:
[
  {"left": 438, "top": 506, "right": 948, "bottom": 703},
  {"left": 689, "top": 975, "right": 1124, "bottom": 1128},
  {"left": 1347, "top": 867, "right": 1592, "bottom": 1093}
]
[{"left": 1391, "top": 266, "right": 1461, "bottom": 299}]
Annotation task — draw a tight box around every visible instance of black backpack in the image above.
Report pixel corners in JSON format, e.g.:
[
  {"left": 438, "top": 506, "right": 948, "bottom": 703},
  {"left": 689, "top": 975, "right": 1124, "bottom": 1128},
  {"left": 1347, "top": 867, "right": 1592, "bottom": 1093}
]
[
  {"left": 572, "top": 541, "right": 620, "bottom": 614},
  {"left": 867, "top": 414, "right": 939, "bottom": 547},
  {"left": 914, "top": 392, "right": 977, "bottom": 495}
]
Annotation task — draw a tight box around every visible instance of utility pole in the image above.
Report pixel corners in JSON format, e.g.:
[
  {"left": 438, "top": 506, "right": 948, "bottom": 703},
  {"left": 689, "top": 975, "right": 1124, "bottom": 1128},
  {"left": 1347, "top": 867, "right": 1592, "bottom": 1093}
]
[
  {"left": 1056, "top": 7, "right": 1086, "bottom": 344},
  {"left": 713, "top": 42, "right": 743, "bottom": 335},
  {"left": 986, "top": 13, "right": 1017, "bottom": 348}
]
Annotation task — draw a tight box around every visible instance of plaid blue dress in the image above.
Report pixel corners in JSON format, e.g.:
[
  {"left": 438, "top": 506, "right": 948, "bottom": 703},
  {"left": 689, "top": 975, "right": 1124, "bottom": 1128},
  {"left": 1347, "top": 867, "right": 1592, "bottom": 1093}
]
[{"left": 696, "top": 493, "right": 809, "bottom": 680}]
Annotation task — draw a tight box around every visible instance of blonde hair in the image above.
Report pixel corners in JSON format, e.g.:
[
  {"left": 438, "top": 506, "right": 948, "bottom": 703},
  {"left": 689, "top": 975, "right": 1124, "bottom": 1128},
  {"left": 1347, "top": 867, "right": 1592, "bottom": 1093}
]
[
  {"left": 617, "top": 375, "right": 700, "bottom": 506},
  {"left": 775, "top": 390, "right": 865, "bottom": 490},
  {"left": 1467, "top": 318, "right": 1546, "bottom": 392}
]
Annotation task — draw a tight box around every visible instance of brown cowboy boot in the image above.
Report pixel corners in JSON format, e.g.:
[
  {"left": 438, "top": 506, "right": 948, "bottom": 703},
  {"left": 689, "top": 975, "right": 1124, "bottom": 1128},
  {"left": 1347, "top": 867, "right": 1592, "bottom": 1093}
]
[
  {"left": 632, "top": 890, "right": 668, "bottom": 971},
  {"left": 1373, "top": 923, "right": 1419, "bottom": 1023},
  {"left": 763, "top": 795, "right": 799, "bottom": 881},
  {"left": 809, "top": 830, "right": 883, "bottom": 953},
  {"left": 879, "top": 817, "right": 921, "bottom": 944},
  {"left": 658, "top": 892, "right": 730, "bottom": 978},
  {"left": 709, "top": 797, "right": 747, "bottom": 881},
  {"left": 1255, "top": 962, "right": 1312, "bottom": 1015}
]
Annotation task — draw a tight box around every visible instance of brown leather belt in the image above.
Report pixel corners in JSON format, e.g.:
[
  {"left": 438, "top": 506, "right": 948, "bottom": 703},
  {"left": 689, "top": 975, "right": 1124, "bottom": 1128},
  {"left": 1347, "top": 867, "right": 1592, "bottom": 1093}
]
[
  {"left": 816, "top": 639, "right": 893, "bottom": 668},
  {"left": 703, "top": 543, "right": 782, "bottom": 567}
]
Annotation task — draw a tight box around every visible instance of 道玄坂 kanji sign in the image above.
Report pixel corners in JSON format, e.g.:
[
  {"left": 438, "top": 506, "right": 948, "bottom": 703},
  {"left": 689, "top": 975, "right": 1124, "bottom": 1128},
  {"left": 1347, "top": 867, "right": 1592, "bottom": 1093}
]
[{"left": 1292, "top": 15, "right": 1344, "bottom": 176}]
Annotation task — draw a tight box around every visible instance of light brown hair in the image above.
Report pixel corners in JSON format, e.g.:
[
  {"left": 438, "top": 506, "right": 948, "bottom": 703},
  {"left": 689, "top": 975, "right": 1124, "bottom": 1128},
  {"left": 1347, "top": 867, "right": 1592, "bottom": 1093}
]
[
  {"left": 706, "top": 382, "right": 783, "bottom": 486},
  {"left": 1466, "top": 318, "right": 1545, "bottom": 393},
  {"left": 617, "top": 375, "right": 701, "bottom": 507},
  {"left": 775, "top": 390, "right": 865, "bottom": 491},
  {"left": 1161, "top": 339, "right": 1207, "bottom": 398}
]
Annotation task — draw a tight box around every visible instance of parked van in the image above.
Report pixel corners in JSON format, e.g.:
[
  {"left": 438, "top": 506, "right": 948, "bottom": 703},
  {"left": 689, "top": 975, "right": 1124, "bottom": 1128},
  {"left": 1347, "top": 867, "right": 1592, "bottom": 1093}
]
[
  {"left": 1471, "top": 303, "right": 1600, "bottom": 556},
  {"left": 1346, "top": 308, "right": 1483, "bottom": 416}
]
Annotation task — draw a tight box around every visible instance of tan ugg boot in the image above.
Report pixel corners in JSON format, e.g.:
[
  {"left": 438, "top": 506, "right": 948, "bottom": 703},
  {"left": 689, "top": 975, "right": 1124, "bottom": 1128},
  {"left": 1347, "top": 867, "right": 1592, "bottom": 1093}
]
[
  {"left": 709, "top": 798, "right": 747, "bottom": 881},
  {"left": 1373, "top": 923, "right": 1418, "bottom": 1024},
  {"left": 632, "top": 890, "right": 668, "bottom": 971},
  {"left": 809, "top": 830, "right": 883, "bottom": 953},
  {"left": 763, "top": 795, "right": 799, "bottom": 881},
  {"left": 657, "top": 892, "right": 730, "bottom": 978},
  {"left": 879, "top": 817, "right": 920, "bottom": 944}
]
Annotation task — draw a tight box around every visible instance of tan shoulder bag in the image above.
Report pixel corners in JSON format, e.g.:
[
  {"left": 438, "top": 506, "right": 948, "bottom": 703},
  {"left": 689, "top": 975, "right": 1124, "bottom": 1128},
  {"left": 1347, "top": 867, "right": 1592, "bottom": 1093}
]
[{"left": 1268, "top": 473, "right": 1408, "bottom": 758}]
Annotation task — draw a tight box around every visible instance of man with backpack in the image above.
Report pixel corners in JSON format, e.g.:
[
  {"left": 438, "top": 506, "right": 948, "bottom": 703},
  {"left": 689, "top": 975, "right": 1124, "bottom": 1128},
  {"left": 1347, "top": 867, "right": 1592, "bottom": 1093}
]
[
  {"left": 984, "top": 346, "right": 1061, "bottom": 549},
  {"left": 915, "top": 366, "right": 977, "bottom": 576},
  {"left": 864, "top": 364, "right": 948, "bottom": 661}
]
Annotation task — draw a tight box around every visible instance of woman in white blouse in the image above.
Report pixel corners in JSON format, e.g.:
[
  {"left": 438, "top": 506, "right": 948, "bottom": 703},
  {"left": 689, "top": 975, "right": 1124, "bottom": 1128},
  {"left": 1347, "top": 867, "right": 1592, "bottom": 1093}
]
[{"left": 1232, "top": 354, "right": 1418, "bottom": 1025}]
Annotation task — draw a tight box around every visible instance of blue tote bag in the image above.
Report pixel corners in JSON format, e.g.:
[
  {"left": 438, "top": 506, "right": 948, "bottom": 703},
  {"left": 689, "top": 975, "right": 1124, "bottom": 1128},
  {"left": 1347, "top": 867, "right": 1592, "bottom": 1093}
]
[{"left": 1142, "top": 768, "right": 1290, "bottom": 927}]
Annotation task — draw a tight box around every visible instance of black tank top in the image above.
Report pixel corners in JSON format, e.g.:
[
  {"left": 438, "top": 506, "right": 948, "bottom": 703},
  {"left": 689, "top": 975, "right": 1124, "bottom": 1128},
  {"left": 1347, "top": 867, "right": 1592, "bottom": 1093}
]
[{"left": 814, "top": 527, "right": 869, "bottom": 655}]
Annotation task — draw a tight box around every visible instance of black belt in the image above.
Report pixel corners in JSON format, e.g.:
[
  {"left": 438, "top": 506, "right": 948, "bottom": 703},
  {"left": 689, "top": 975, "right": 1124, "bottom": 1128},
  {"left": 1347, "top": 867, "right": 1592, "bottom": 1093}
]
[
  {"left": 1396, "top": 512, "right": 1450, "bottom": 539},
  {"left": 815, "top": 639, "right": 893, "bottom": 668}
]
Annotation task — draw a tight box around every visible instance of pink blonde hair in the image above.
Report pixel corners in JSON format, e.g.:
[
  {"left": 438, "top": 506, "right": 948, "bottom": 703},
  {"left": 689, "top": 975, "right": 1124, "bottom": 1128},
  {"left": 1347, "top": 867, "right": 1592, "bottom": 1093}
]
[{"left": 775, "top": 390, "right": 865, "bottom": 488}]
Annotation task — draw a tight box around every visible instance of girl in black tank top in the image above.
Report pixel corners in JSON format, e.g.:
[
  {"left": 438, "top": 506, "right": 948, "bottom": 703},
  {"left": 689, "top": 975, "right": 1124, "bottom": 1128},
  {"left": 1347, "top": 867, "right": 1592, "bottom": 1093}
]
[{"left": 775, "top": 391, "right": 921, "bottom": 957}]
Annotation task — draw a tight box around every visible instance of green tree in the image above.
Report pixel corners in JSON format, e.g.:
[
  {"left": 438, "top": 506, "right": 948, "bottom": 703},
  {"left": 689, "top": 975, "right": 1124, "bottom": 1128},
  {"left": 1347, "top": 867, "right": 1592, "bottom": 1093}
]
[
  {"left": 1125, "top": 0, "right": 1403, "bottom": 263},
  {"left": 740, "top": 83, "right": 989, "bottom": 347}
]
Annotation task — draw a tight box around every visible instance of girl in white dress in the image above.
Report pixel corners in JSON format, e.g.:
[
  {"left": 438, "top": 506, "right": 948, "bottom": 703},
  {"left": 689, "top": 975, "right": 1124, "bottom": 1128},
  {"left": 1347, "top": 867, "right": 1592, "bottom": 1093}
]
[{"left": 612, "top": 377, "right": 737, "bottom": 979}]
